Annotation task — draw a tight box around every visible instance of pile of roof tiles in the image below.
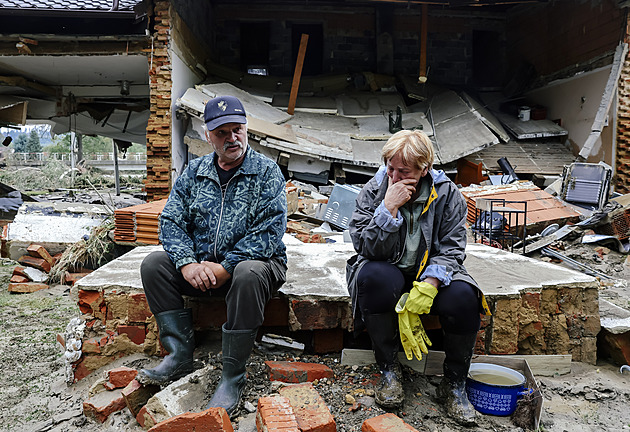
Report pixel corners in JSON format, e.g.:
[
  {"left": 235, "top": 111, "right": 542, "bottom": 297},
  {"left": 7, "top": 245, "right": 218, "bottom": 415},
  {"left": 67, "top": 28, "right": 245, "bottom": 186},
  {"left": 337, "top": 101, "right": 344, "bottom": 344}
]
[{"left": 113, "top": 199, "right": 167, "bottom": 245}]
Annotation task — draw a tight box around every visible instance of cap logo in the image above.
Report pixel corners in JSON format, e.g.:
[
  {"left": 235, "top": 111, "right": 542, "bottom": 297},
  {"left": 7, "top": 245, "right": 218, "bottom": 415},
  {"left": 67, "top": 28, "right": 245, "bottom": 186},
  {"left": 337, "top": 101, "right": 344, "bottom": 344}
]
[{"left": 218, "top": 100, "right": 228, "bottom": 112}]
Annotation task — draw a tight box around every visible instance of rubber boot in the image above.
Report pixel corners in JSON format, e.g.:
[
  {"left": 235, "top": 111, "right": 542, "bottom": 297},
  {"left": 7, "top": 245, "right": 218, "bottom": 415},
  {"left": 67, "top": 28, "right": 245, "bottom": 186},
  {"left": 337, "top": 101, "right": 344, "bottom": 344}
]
[
  {"left": 363, "top": 312, "right": 404, "bottom": 408},
  {"left": 436, "top": 332, "right": 478, "bottom": 426},
  {"left": 137, "top": 309, "right": 194, "bottom": 386},
  {"left": 206, "top": 324, "right": 258, "bottom": 417}
]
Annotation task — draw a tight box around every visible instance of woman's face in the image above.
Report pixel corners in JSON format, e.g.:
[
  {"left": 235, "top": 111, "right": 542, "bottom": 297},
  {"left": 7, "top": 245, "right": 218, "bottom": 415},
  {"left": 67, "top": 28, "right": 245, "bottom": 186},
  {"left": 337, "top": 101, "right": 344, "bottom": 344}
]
[{"left": 386, "top": 152, "right": 427, "bottom": 185}]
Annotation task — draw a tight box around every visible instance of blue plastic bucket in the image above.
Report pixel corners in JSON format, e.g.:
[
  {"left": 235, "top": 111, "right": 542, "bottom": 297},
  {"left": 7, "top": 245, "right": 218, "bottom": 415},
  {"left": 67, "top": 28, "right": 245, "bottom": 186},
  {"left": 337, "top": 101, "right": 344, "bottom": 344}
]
[{"left": 466, "top": 363, "right": 532, "bottom": 416}]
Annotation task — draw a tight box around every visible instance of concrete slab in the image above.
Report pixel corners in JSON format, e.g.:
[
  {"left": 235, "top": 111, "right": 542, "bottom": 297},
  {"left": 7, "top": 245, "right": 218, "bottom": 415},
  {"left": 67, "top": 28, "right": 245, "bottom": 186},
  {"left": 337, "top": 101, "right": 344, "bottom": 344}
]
[{"left": 465, "top": 243, "right": 597, "bottom": 296}]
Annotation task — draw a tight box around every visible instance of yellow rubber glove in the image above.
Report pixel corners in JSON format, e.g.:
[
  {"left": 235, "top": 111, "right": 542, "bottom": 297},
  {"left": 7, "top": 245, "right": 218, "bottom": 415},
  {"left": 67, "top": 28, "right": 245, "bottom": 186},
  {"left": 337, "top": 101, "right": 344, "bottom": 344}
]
[
  {"left": 396, "top": 292, "right": 432, "bottom": 361},
  {"left": 404, "top": 281, "right": 438, "bottom": 315}
]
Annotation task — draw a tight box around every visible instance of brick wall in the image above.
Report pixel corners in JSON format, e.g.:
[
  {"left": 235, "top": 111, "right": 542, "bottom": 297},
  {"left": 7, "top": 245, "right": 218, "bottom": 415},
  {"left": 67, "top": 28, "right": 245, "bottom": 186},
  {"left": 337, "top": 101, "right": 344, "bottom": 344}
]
[
  {"left": 144, "top": 0, "right": 173, "bottom": 202},
  {"left": 617, "top": 28, "right": 630, "bottom": 193}
]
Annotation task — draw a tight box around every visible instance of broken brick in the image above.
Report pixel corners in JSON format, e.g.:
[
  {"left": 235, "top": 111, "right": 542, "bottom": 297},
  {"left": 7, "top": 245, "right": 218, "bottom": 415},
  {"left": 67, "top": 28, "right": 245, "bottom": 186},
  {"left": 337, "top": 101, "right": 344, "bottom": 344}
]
[
  {"left": 122, "top": 379, "right": 159, "bottom": 417},
  {"left": 83, "top": 389, "right": 126, "bottom": 423},
  {"left": 265, "top": 361, "right": 334, "bottom": 383},
  {"left": 137, "top": 404, "right": 158, "bottom": 429},
  {"left": 8, "top": 282, "right": 48, "bottom": 293},
  {"left": 256, "top": 396, "right": 299, "bottom": 432},
  {"left": 12, "top": 266, "right": 28, "bottom": 278},
  {"left": 147, "top": 407, "right": 233, "bottom": 432},
  {"left": 362, "top": 413, "right": 419, "bottom": 432},
  {"left": 17, "top": 255, "right": 51, "bottom": 273},
  {"left": 128, "top": 293, "right": 153, "bottom": 322},
  {"left": 64, "top": 271, "right": 93, "bottom": 285},
  {"left": 278, "top": 383, "right": 336, "bottom": 432},
  {"left": 27, "top": 243, "right": 54, "bottom": 265},
  {"left": 78, "top": 289, "right": 106, "bottom": 319},
  {"left": 106, "top": 366, "right": 138, "bottom": 389},
  {"left": 10, "top": 275, "right": 29, "bottom": 283},
  {"left": 117, "top": 324, "right": 146, "bottom": 345}
]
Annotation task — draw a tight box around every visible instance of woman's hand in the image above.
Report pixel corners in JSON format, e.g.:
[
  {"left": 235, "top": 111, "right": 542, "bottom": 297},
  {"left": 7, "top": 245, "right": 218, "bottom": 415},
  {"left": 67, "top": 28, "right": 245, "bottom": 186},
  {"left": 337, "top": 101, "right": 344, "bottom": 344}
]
[{"left": 383, "top": 177, "right": 417, "bottom": 216}]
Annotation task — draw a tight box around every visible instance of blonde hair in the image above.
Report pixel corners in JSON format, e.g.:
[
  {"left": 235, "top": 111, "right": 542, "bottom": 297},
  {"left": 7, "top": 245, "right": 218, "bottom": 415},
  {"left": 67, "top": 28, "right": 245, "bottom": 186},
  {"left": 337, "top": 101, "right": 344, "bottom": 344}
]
[{"left": 381, "top": 130, "right": 434, "bottom": 171}]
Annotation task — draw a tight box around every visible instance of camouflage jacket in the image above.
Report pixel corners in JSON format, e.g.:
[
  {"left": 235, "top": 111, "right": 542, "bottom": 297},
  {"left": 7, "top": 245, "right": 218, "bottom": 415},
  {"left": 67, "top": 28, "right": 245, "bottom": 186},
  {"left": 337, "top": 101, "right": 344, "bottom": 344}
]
[{"left": 159, "top": 147, "right": 287, "bottom": 274}]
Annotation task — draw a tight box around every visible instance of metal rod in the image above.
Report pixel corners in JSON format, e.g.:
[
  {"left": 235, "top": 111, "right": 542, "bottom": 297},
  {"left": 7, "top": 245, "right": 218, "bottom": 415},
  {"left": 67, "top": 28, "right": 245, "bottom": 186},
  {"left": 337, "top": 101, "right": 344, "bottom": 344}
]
[{"left": 541, "top": 247, "right": 611, "bottom": 280}]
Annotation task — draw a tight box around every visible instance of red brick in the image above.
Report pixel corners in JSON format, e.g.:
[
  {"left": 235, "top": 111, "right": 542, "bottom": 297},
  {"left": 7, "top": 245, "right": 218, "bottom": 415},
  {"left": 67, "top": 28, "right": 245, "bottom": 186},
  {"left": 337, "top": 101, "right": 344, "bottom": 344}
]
[
  {"left": 137, "top": 405, "right": 158, "bottom": 429},
  {"left": 27, "top": 243, "right": 54, "bottom": 265},
  {"left": 10, "top": 275, "right": 29, "bottom": 283},
  {"left": 83, "top": 389, "right": 126, "bottom": 423},
  {"left": 289, "top": 299, "right": 353, "bottom": 330},
  {"left": 78, "top": 289, "right": 106, "bottom": 319},
  {"left": 122, "top": 379, "right": 160, "bottom": 417},
  {"left": 64, "top": 271, "right": 92, "bottom": 285},
  {"left": 313, "top": 328, "right": 344, "bottom": 354},
  {"left": 129, "top": 293, "right": 153, "bottom": 322},
  {"left": 8, "top": 282, "right": 48, "bottom": 293},
  {"left": 362, "top": 413, "right": 419, "bottom": 432},
  {"left": 147, "top": 407, "right": 234, "bottom": 432},
  {"left": 266, "top": 361, "right": 334, "bottom": 383},
  {"left": 262, "top": 297, "right": 289, "bottom": 326},
  {"left": 12, "top": 266, "right": 28, "bottom": 278},
  {"left": 107, "top": 366, "right": 138, "bottom": 389},
  {"left": 256, "top": 396, "right": 299, "bottom": 432},
  {"left": 117, "top": 324, "right": 147, "bottom": 345},
  {"left": 17, "top": 255, "right": 51, "bottom": 273},
  {"left": 278, "top": 383, "right": 336, "bottom": 432}
]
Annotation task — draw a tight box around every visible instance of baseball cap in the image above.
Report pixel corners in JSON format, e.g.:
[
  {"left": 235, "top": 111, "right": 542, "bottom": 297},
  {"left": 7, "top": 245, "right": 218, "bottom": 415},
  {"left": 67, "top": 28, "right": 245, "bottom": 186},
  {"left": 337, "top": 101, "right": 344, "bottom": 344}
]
[{"left": 203, "top": 95, "right": 247, "bottom": 130}]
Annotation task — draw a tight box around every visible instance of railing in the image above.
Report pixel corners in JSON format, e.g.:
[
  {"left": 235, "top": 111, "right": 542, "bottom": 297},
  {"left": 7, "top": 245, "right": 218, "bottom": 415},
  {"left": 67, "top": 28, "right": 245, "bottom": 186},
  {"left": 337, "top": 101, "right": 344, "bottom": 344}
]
[{"left": 6, "top": 152, "right": 147, "bottom": 164}]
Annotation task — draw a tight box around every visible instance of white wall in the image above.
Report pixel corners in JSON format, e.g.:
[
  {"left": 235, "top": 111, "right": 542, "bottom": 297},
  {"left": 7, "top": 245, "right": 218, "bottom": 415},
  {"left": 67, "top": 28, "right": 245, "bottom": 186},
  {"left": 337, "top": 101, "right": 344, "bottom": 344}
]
[{"left": 525, "top": 66, "right": 613, "bottom": 164}]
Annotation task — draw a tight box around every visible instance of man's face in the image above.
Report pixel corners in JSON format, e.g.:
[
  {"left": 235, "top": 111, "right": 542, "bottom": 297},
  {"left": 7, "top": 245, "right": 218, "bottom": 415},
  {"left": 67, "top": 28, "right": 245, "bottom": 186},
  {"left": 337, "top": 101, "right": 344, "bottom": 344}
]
[
  {"left": 386, "top": 152, "right": 427, "bottom": 185},
  {"left": 205, "top": 122, "right": 248, "bottom": 168}
]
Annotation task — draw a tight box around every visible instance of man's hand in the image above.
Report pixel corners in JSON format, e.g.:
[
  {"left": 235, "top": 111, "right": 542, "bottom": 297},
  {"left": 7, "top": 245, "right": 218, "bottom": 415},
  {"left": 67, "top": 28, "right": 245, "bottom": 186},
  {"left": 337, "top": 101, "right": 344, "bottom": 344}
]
[
  {"left": 181, "top": 262, "right": 231, "bottom": 291},
  {"left": 383, "top": 177, "right": 417, "bottom": 216}
]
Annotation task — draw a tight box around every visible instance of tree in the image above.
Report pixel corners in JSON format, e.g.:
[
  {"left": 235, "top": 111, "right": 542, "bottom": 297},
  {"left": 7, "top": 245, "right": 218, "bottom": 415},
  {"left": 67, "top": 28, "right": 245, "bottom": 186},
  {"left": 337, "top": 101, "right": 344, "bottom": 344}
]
[
  {"left": 26, "top": 129, "right": 42, "bottom": 153},
  {"left": 12, "top": 133, "right": 28, "bottom": 152}
]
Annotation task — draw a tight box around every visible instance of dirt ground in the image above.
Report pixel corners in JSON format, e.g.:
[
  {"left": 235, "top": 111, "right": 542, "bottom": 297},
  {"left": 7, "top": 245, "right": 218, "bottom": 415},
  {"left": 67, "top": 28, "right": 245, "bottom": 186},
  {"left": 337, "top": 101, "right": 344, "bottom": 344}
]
[{"left": 1, "top": 241, "right": 630, "bottom": 432}]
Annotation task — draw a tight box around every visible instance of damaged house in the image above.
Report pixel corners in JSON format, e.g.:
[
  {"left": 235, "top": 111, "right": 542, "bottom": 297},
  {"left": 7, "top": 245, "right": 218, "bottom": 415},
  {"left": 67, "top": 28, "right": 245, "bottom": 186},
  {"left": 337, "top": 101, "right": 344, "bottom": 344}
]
[{"left": 0, "top": 0, "right": 629, "bottom": 200}]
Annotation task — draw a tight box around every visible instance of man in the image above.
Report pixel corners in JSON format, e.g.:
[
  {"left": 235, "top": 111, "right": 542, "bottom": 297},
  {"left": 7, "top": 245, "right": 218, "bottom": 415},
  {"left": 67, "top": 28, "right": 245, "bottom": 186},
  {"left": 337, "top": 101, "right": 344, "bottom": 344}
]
[{"left": 137, "top": 95, "right": 288, "bottom": 417}]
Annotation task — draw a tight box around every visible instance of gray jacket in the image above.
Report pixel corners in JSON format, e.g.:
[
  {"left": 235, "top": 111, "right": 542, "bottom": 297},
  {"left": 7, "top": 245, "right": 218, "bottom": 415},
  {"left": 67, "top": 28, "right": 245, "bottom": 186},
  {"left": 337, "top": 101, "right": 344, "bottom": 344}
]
[{"left": 346, "top": 166, "right": 481, "bottom": 318}]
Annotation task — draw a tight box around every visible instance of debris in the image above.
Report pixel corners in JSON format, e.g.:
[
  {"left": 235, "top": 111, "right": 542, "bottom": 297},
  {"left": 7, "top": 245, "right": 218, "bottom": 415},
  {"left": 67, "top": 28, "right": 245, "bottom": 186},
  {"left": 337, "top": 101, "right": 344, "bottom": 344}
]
[
  {"left": 560, "top": 162, "right": 613, "bottom": 210},
  {"left": 260, "top": 334, "right": 305, "bottom": 352},
  {"left": 63, "top": 317, "right": 86, "bottom": 383}
]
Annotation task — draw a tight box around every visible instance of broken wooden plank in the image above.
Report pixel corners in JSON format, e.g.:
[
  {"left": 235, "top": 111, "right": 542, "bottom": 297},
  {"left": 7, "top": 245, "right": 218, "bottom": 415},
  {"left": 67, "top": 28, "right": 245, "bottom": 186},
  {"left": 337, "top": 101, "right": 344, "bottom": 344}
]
[
  {"left": 288, "top": 33, "right": 309, "bottom": 116},
  {"left": 341, "top": 348, "right": 571, "bottom": 376},
  {"left": 0, "top": 101, "right": 28, "bottom": 125},
  {"left": 494, "top": 111, "right": 568, "bottom": 140}
]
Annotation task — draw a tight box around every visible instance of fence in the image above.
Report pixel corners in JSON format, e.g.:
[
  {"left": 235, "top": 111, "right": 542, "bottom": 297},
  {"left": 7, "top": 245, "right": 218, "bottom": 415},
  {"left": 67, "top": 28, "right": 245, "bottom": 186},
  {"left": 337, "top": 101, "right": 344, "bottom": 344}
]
[{"left": 5, "top": 152, "right": 147, "bottom": 165}]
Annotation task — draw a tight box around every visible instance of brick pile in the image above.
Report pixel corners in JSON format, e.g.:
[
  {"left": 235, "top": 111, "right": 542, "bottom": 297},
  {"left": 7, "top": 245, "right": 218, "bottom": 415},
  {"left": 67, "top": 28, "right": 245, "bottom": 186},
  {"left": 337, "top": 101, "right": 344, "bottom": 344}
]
[
  {"left": 144, "top": 0, "right": 173, "bottom": 202},
  {"left": 616, "top": 47, "right": 630, "bottom": 194},
  {"left": 8, "top": 243, "right": 90, "bottom": 293}
]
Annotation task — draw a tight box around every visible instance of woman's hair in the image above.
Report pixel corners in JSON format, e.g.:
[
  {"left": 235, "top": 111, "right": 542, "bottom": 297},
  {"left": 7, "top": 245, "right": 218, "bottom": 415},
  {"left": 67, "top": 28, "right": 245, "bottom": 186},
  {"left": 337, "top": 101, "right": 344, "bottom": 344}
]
[{"left": 381, "top": 129, "right": 434, "bottom": 171}]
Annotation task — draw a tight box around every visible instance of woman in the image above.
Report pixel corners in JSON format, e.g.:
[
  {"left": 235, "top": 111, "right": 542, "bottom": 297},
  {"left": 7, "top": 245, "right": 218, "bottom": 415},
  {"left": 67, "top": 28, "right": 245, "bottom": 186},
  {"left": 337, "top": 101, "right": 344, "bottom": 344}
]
[{"left": 346, "top": 129, "right": 488, "bottom": 426}]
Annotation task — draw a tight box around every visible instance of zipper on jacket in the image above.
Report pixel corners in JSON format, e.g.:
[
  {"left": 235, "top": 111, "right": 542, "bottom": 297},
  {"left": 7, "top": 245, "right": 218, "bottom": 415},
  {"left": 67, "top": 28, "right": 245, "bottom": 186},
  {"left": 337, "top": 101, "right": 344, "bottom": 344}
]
[{"left": 213, "top": 176, "right": 235, "bottom": 261}]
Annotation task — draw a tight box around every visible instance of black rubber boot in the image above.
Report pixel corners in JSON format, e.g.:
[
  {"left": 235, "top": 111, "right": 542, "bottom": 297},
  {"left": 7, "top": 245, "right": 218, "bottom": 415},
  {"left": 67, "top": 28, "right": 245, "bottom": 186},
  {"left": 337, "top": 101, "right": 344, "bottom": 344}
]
[
  {"left": 363, "top": 312, "right": 404, "bottom": 408},
  {"left": 206, "top": 324, "right": 258, "bottom": 417},
  {"left": 137, "top": 309, "right": 194, "bottom": 386},
  {"left": 436, "top": 332, "right": 478, "bottom": 426}
]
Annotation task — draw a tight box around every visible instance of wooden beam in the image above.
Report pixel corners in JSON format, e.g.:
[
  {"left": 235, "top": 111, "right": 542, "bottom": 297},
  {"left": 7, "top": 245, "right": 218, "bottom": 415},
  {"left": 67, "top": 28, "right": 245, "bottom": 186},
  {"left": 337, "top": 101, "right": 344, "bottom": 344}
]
[
  {"left": 287, "top": 33, "right": 309, "bottom": 116},
  {"left": 419, "top": 4, "right": 428, "bottom": 83},
  {"left": 0, "top": 101, "right": 28, "bottom": 125},
  {"left": 341, "top": 348, "right": 572, "bottom": 377}
]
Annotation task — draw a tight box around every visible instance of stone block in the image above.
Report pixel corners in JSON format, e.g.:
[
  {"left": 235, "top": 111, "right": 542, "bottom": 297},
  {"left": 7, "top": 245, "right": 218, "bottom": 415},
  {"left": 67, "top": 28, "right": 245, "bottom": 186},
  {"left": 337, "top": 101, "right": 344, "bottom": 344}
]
[
  {"left": 544, "top": 314, "right": 571, "bottom": 355},
  {"left": 278, "top": 383, "right": 336, "bottom": 432},
  {"left": 147, "top": 408, "right": 233, "bottom": 432},
  {"left": 265, "top": 361, "right": 334, "bottom": 383},
  {"left": 83, "top": 389, "right": 126, "bottom": 423},
  {"left": 312, "top": 328, "right": 344, "bottom": 354},
  {"left": 122, "top": 379, "right": 161, "bottom": 418},
  {"left": 540, "top": 288, "right": 559, "bottom": 315},
  {"left": 256, "top": 396, "right": 299, "bottom": 432},
  {"left": 362, "top": 413, "right": 419, "bottom": 432}
]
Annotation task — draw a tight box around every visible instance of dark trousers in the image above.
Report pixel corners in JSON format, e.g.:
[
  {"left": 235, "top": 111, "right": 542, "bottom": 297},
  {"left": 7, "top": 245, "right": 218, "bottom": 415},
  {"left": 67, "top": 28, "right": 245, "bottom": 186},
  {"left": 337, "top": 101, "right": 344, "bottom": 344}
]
[
  {"left": 140, "top": 250, "right": 287, "bottom": 330},
  {"left": 356, "top": 261, "right": 481, "bottom": 334}
]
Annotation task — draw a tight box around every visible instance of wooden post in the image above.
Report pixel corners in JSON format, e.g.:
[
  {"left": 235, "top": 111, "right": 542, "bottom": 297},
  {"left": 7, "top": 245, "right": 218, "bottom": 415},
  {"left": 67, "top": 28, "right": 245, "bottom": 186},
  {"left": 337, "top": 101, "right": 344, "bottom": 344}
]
[
  {"left": 288, "top": 33, "right": 309, "bottom": 116},
  {"left": 419, "top": 4, "right": 428, "bottom": 83}
]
